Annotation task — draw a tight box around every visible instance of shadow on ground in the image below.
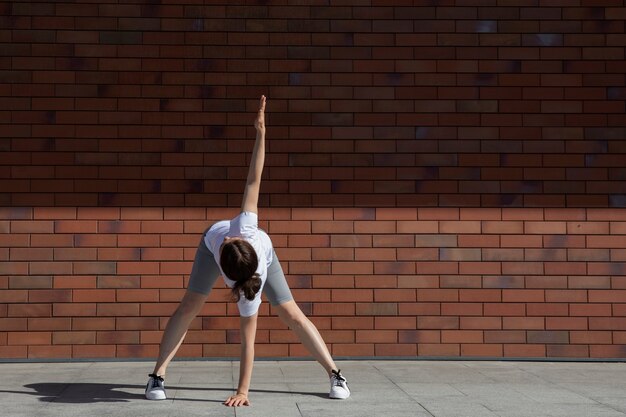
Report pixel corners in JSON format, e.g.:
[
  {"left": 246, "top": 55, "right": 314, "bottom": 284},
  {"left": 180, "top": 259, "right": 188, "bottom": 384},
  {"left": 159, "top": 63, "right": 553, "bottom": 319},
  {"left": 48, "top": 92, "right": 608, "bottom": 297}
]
[{"left": 0, "top": 383, "right": 326, "bottom": 403}]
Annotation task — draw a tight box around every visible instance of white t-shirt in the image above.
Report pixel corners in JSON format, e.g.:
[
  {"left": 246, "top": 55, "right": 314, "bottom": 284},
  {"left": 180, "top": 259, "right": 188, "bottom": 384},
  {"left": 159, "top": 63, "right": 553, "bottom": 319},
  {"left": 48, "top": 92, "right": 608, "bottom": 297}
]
[{"left": 204, "top": 211, "right": 274, "bottom": 317}]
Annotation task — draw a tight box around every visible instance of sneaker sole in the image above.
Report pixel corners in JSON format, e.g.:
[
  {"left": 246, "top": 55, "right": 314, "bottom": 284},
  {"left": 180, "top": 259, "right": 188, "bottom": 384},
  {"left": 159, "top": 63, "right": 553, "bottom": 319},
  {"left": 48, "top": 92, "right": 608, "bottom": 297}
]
[
  {"left": 329, "top": 390, "right": 350, "bottom": 400},
  {"left": 145, "top": 391, "right": 166, "bottom": 400}
]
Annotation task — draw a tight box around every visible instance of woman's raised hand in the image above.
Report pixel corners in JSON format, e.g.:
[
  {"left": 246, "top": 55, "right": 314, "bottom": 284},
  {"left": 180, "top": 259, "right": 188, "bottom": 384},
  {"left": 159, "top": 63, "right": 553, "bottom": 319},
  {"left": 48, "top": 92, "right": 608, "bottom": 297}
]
[{"left": 254, "top": 95, "right": 266, "bottom": 133}]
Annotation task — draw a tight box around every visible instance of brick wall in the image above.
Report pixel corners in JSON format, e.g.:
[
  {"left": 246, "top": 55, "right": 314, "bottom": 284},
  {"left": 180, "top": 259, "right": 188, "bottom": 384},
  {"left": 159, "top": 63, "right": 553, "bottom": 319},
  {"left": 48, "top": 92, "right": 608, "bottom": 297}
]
[{"left": 1, "top": 2, "right": 625, "bottom": 359}]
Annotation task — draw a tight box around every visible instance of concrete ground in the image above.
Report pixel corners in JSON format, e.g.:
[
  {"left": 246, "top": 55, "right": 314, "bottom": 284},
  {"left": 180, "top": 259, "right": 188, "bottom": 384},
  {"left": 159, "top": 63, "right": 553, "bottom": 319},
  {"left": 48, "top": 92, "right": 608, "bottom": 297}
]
[{"left": 0, "top": 359, "right": 625, "bottom": 416}]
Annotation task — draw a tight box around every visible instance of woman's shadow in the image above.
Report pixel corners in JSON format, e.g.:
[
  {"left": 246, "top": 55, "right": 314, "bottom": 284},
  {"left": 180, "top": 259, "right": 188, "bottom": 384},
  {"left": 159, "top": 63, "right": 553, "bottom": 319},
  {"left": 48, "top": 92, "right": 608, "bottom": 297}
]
[{"left": 1, "top": 383, "right": 326, "bottom": 403}]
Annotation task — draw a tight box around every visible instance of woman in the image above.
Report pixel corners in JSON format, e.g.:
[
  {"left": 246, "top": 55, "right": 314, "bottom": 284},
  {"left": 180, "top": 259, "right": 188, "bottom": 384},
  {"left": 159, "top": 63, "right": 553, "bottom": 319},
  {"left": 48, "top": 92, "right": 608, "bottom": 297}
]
[{"left": 145, "top": 96, "right": 350, "bottom": 406}]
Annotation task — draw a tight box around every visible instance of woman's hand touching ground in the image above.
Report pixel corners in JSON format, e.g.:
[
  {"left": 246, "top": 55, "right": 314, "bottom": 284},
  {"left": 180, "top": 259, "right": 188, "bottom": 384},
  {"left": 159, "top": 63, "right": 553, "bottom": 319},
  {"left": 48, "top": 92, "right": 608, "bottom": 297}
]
[{"left": 224, "top": 392, "right": 250, "bottom": 407}]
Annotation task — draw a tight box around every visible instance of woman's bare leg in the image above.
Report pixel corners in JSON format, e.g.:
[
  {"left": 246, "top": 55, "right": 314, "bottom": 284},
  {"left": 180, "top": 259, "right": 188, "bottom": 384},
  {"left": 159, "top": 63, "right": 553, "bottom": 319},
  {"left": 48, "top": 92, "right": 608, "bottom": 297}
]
[
  {"left": 274, "top": 300, "right": 337, "bottom": 376},
  {"left": 152, "top": 290, "right": 208, "bottom": 377}
]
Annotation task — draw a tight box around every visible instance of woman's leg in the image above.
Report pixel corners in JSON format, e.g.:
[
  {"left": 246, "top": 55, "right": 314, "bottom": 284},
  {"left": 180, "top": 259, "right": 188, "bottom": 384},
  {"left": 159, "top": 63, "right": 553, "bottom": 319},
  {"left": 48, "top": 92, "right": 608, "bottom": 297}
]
[
  {"left": 152, "top": 230, "right": 219, "bottom": 377},
  {"left": 274, "top": 300, "right": 337, "bottom": 376},
  {"left": 263, "top": 249, "right": 337, "bottom": 376},
  {"left": 152, "top": 289, "right": 208, "bottom": 377}
]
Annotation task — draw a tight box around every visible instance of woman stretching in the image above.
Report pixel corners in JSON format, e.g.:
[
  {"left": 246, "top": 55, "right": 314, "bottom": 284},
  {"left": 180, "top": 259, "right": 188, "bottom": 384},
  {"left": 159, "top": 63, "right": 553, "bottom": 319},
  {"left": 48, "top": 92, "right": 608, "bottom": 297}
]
[{"left": 145, "top": 96, "right": 350, "bottom": 406}]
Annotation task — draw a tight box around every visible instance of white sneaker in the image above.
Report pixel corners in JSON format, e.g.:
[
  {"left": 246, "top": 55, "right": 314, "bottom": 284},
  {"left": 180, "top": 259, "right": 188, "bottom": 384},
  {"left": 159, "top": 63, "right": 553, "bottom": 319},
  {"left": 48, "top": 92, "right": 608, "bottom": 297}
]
[
  {"left": 329, "top": 369, "right": 350, "bottom": 399},
  {"left": 145, "top": 373, "right": 166, "bottom": 400}
]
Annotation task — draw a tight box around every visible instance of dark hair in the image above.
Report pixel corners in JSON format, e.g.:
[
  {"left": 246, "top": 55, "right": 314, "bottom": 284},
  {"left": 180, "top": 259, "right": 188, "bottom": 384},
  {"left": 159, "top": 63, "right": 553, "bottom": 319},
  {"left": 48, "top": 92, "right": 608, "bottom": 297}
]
[{"left": 219, "top": 239, "right": 261, "bottom": 302}]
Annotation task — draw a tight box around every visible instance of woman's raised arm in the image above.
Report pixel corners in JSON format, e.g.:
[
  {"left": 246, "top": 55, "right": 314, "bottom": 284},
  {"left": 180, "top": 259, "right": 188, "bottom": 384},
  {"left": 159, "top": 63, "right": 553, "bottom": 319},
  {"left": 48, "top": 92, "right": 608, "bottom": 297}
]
[{"left": 241, "top": 95, "right": 266, "bottom": 214}]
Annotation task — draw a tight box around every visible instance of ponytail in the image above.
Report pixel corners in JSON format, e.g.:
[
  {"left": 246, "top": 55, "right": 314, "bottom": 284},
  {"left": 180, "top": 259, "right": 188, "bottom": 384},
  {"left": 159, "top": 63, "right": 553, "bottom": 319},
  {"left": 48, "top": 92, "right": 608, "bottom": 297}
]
[
  {"left": 232, "top": 272, "right": 261, "bottom": 302},
  {"left": 220, "top": 239, "right": 261, "bottom": 302}
]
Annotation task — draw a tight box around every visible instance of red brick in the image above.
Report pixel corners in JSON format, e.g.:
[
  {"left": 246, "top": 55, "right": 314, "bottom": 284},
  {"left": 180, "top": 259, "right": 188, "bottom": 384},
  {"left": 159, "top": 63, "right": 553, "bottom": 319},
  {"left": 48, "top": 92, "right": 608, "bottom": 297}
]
[
  {"left": 501, "top": 235, "right": 543, "bottom": 248},
  {"left": 29, "top": 290, "right": 72, "bottom": 303},
  {"left": 375, "top": 317, "right": 417, "bottom": 330},
  {"left": 418, "top": 343, "right": 460, "bottom": 356},
  {"left": 527, "top": 331, "right": 569, "bottom": 344},
  {"left": 502, "top": 317, "right": 544, "bottom": 330},
  {"left": 442, "top": 330, "right": 483, "bottom": 344},
  {"left": 484, "top": 303, "right": 526, "bottom": 316},
  {"left": 460, "top": 289, "right": 502, "bottom": 302},
  {"left": 462, "top": 344, "right": 503, "bottom": 357},
  {"left": 356, "top": 330, "right": 397, "bottom": 343},
  {"left": 415, "top": 289, "right": 457, "bottom": 302},
  {"left": 396, "top": 221, "right": 439, "bottom": 234},
  {"left": 313, "top": 275, "right": 354, "bottom": 289},
  {"left": 502, "top": 290, "right": 545, "bottom": 303},
  {"left": 72, "top": 317, "right": 116, "bottom": 331},
  {"left": 571, "top": 331, "right": 612, "bottom": 344},
  {"left": 355, "top": 275, "right": 398, "bottom": 288},
  {"left": 332, "top": 289, "right": 372, "bottom": 303},
  {"left": 526, "top": 275, "right": 568, "bottom": 289},
  {"left": 330, "top": 235, "right": 372, "bottom": 248},
  {"left": 291, "top": 289, "right": 332, "bottom": 302},
  {"left": 375, "top": 344, "right": 418, "bottom": 356},
  {"left": 8, "top": 332, "right": 52, "bottom": 345},
  {"left": 399, "top": 330, "right": 440, "bottom": 344},
  {"left": 117, "top": 234, "right": 160, "bottom": 247},
  {"left": 29, "top": 345, "right": 71, "bottom": 359},
  {"left": 396, "top": 299, "right": 440, "bottom": 314},
  {"left": 70, "top": 344, "right": 114, "bottom": 358},
  {"left": 11, "top": 221, "right": 54, "bottom": 233},
  {"left": 331, "top": 261, "right": 373, "bottom": 275},
  {"left": 546, "top": 317, "right": 588, "bottom": 330},
  {"left": 544, "top": 209, "right": 585, "bottom": 221},
  {"left": 331, "top": 317, "right": 373, "bottom": 330},
  {"left": 504, "top": 344, "right": 546, "bottom": 357},
  {"left": 502, "top": 262, "right": 543, "bottom": 275},
  {"left": 97, "top": 303, "right": 140, "bottom": 317},
  {"left": 547, "top": 345, "right": 589, "bottom": 358},
  {"left": 53, "top": 275, "right": 96, "bottom": 289},
  {"left": 567, "top": 222, "right": 610, "bottom": 235},
  {"left": 440, "top": 221, "right": 481, "bottom": 234},
  {"left": 418, "top": 208, "right": 459, "bottom": 220},
  {"left": 356, "top": 248, "right": 396, "bottom": 261},
  {"left": 587, "top": 236, "right": 626, "bottom": 248},
  {"left": 54, "top": 220, "right": 98, "bottom": 233},
  {"left": 0, "top": 318, "right": 27, "bottom": 331},
  {"left": 460, "top": 262, "right": 502, "bottom": 275},
  {"left": 75, "top": 234, "right": 117, "bottom": 247},
  {"left": 528, "top": 303, "right": 570, "bottom": 317},
  {"left": 417, "top": 316, "right": 459, "bottom": 330},
  {"left": 0, "top": 346, "right": 27, "bottom": 358},
  {"left": 354, "top": 221, "right": 396, "bottom": 234},
  {"left": 52, "top": 302, "right": 96, "bottom": 317},
  {"left": 311, "top": 221, "right": 353, "bottom": 234},
  {"left": 458, "top": 234, "right": 500, "bottom": 248},
  {"left": 545, "top": 290, "right": 587, "bottom": 303},
  {"left": 9, "top": 303, "right": 51, "bottom": 317},
  {"left": 313, "top": 303, "right": 355, "bottom": 316},
  {"left": 613, "top": 332, "right": 626, "bottom": 344},
  {"left": 417, "top": 262, "right": 459, "bottom": 275},
  {"left": 482, "top": 221, "right": 523, "bottom": 234},
  {"left": 376, "top": 208, "right": 417, "bottom": 220}
]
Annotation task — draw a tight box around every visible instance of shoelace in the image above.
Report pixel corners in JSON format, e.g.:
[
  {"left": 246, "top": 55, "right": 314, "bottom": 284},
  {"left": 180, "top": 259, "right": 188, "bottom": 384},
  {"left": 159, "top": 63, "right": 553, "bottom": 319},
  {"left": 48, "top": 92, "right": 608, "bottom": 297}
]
[
  {"left": 148, "top": 373, "right": 164, "bottom": 389},
  {"left": 331, "top": 369, "right": 346, "bottom": 386}
]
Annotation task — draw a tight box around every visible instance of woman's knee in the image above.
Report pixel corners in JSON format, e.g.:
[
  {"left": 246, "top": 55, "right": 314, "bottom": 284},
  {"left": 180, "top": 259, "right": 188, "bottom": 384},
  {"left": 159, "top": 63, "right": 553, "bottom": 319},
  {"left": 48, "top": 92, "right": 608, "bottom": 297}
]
[
  {"left": 176, "top": 291, "right": 207, "bottom": 317},
  {"left": 277, "top": 301, "right": 307, "bottom": 327}
]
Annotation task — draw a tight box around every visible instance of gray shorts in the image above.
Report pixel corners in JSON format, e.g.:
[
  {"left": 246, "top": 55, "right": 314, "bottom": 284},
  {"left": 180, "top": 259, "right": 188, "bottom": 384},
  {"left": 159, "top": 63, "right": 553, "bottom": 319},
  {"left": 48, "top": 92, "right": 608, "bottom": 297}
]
[{"left": 187, "top": 229, "right": 294, "bottom": 307}]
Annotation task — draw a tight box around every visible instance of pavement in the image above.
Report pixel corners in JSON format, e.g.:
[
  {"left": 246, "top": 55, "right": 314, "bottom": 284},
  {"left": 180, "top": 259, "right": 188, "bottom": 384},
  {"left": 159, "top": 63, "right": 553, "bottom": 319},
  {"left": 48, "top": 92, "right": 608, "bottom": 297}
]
[{"left": 0, "top": 359, "right": 625, "bottom": 416}]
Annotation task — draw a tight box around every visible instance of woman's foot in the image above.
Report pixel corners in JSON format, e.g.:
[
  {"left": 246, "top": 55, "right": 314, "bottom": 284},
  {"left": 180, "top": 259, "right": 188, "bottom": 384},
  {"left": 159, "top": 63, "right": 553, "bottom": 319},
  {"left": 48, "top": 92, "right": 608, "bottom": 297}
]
[
  {"left": 329, "top": 369, "right": 350, "bottom": 399},
  {"left": 145, "top": 373, "right": 166, "bottom": 400}
]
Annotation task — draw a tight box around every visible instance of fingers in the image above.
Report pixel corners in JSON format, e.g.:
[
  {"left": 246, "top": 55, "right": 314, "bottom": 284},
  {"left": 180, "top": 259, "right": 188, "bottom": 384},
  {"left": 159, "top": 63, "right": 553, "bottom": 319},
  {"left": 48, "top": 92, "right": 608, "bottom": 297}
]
[
  {"left": 224, "top": 395, "right": 250, "bottom": 407},
  {"left": 259, "top": 95, "right": 266, "bottom": 112}
]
